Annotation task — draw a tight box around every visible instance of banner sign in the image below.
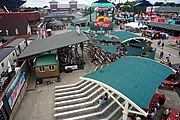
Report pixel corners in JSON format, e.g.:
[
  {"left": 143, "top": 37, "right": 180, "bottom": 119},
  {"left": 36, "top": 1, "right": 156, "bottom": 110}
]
[
  {"left": 93, "top": 21, "right": 111, "bottom": 28},
  {"left": 90, "top": 22, "right": 114, "bottom": 31},
  {"left": 6, "top": 70, "right": 25, "bottom": 109}
]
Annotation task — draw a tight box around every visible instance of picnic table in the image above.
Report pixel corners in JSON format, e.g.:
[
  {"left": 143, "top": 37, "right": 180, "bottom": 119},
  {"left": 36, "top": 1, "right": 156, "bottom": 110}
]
[
  {"left": 162, "top": 108, "right": 180, "bottom": 120},
  {"left": 163, "top": 80, "right": 180, "bottom": 86}
]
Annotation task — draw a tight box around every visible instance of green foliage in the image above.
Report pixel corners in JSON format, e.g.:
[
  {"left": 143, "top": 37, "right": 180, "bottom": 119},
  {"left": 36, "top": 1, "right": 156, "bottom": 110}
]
[
  {"left": 166, "top": 2, "right": 176, "bottom": 7},
  {"left": 154, "top": 2, "right": 164, "bottom": 6}
]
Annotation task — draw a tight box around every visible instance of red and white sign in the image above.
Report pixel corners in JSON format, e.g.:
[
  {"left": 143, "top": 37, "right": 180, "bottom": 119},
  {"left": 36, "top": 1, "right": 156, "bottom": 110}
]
[
  {"left": 93, "top": 22, "right": 111, "bottom": 28},
  {"left": 65, "top": 65, "right": 78, "bottom": 70}
]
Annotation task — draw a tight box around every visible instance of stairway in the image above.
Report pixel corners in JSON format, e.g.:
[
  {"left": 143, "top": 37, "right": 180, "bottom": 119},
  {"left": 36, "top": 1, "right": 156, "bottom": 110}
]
[{"left": 54, "top": 80, "right": 124, "bottom": 120}]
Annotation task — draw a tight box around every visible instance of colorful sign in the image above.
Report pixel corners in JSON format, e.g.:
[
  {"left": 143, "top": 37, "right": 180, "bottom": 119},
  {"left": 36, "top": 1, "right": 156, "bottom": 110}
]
[
  {"left": 93, "top": 22, "right": 111, "bottom": 28},
  {"left": 6, "top": 70, "right": 25, "bottom": 109},
  {"left": 90, "top": 22, "right": 114, "bottom": 31}
]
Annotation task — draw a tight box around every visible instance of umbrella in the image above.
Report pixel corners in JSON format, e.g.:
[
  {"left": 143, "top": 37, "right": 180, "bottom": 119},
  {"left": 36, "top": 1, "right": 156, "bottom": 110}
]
[
  {"left": 134, "top": 0, "right": 153, "bottom": 7},
  {"left": 120, "top": 5, "right": 131, "bottom": 8}
]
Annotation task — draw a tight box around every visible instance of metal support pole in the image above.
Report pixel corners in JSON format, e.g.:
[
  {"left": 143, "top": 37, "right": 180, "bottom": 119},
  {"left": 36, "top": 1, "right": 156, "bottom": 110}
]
[
  {"left": 100, "top": 85, "right": 125, "bottom": 109},
  {"left": 90, "top": 7, "right": 92, "bottom": 22},
  {"left": 122, "top": 101, "right": 129, "bottom": 120}
]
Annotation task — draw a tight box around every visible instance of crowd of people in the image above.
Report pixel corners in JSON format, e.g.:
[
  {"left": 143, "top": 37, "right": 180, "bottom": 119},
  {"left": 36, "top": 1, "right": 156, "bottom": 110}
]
[
  {"left": 58, "top": 45, "right": 82, "bottom": 67},
  {"left": 148, "top": 94, "right": 167, "bottom": 119}
]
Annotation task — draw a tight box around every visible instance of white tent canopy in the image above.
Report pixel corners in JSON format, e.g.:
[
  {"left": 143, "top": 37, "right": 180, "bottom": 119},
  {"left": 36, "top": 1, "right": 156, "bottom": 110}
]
[{"left": 124, "top": 22, "right": 148, "bottom": 29}]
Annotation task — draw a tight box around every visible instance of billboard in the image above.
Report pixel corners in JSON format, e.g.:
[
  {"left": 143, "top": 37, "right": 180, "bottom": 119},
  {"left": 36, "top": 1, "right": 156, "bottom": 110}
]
[
  {"left": 6, "top": 70, "right": 25, "bottom": 109},
  {"left": 90, "top": 22, "right": 114, "bottom": 31}
]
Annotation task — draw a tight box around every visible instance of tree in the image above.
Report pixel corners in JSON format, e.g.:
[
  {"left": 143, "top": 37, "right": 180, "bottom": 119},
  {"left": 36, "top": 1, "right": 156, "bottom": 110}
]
[
  {"left": 154, "top": 2, "right": 165, "bottom": 6},
  {"left": 166, "top": 2, "right": 176, "bottom": 7}
]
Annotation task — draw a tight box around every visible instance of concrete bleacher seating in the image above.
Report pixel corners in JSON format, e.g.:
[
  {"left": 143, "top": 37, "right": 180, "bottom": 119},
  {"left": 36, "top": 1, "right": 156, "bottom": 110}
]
[{"left": 54, "top": 80, "right": 124, "bottom": 119}]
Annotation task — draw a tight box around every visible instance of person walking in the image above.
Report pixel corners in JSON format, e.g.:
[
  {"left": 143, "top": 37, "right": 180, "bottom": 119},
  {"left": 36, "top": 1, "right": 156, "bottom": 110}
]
[
  {"left": 157, "top": 39, "right": 161, "bottom": 47},
  {"left": 159, "top": 51, "right": 164, "bottom": 59},
  {"left": 166, "top": 54, "right": 171, "bottom": 61},
  {"left": 162, "top": 42, "right": 165, "bottom": 49}
]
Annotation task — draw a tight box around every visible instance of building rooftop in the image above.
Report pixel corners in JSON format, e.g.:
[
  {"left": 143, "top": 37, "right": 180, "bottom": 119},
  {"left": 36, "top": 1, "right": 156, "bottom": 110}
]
[
  {"left": 35, "top": 54, "right": 57, "bottom": 67},
  {"left": 155, "top": 6, "right": 180, "bottom": 13},
  {"left": 0, "top": 48, "right": 14, "bottom": 62},
  {"left": 45, "top": 12, "right": 75, "bottom": 18},
  {"left": 18, "top": 31, "right": 88, "bottom": 59},
  {"left": 5, "top": 38, "right": 25, "bottom": 47},
  {"left": 146, "top": 22, "right": 180, "bottom": 32},
  {"left": 49, "top": 0, "right": 58, "bottom": 3}
]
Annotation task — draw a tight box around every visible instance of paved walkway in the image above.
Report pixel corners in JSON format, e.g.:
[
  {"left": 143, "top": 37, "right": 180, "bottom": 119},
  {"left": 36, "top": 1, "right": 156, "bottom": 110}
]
[{"left": 26, "top": 70, "right": 36, "bottom": 91}]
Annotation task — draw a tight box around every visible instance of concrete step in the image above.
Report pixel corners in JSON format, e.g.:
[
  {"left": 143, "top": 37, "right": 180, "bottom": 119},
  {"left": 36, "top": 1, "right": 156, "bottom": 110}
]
[
  {"left": 55, "top": 82, "right": 95, "bottom": 97},
  {"left": 55, "top": 87, "right": 103, "bottom": 107},
  {"left": 55, "top": 95, "right": 115, "bottom": 119},
  {"left": 59, "top": 94, "right": 119, "bottom": 120},
  {"left": 54, "top": 91, "right": 106, "bottom": 112},
  {"left": 110, "top": 108, "right": 123, "bottom": 120},
  {"left": 55, "top": 80, "right": 85, "bottom": 89},
  {"left": 55, "top": 80, "right": 90, "bottom": 93},
  {"left": 55, "top": 84, "right": 99, "bottom": 101}
]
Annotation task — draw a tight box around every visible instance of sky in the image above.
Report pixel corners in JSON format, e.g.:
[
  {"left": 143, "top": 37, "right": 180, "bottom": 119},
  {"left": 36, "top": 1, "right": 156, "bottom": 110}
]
[{"left": 23, "top": 0, "right": 180, "bottom": 7}]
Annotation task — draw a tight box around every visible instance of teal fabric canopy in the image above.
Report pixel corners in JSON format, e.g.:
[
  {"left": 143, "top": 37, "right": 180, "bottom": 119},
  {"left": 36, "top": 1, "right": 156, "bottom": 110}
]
[
  {"left": 84, "top": 56, "right": 173, "bottom": 108},
  {"left": 125, "top": 45, "right": 147, "bottom": 56},
  {"left": 96, "top": 35, "right": 117, "bottom": 42},
  {"left": 110, "top": 31, "right": 143, "bottom": 43},
  {"left": 94, "top": 42, "right": 119, "bottom": 55},
  {"left": 145, "top": 48, "right": 156, "bottom": 60},
  {"left": 130, "top": 40, "right": 147, "bottom": 48}
]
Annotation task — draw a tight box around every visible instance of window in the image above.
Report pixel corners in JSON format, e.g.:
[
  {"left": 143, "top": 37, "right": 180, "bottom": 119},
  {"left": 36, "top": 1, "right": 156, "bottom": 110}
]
[
  {"left": 39, "top": 66, "right": 45, "bottom": 72},
  {"left": 1, "top": 63, "right": 4, "bottom": 68},
  {"left": 49, "top": 65, "right": 55, "bottom": 71}
]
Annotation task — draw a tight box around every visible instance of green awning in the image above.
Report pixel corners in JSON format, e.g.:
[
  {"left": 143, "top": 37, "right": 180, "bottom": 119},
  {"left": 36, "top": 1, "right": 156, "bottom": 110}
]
[
  {"left": 94, "top": 42, "right": 119, "bottom": 55},
  {"left": 96, "top": 35, "right": 116, "bottom": 42},
  {"left": 67, "top": 26, "right": 90, "bottom": 31},
  {"left": 125, "top": 45, "right": 147, "bottom": 56},
  {"left": 84, "top": 56, "right": 173, "bottom": 108},
  {"left": 35, "top": 54, "right": 57, "bottom": 67},
  {"left": 110, "top": 31, "right": 144, "bottom": 43},
  {"left": 130, "top": 41, "right": 147, "bottom": 48},
  {"left": 145, "top": 48, "right": 156, "bottom": 60}
]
